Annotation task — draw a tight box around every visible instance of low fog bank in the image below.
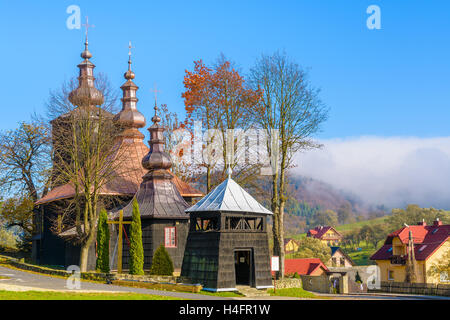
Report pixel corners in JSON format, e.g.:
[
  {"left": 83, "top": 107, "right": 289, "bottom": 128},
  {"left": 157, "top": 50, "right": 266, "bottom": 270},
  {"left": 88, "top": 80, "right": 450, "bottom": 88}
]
[{"left": 293, "top": 136, "right": 450, "bottom": 210}]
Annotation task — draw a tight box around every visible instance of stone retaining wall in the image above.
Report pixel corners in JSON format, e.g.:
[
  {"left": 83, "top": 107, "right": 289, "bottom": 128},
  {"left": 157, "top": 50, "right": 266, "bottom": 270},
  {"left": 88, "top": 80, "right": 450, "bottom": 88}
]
[
  {"left": 112, "top": 273, "right": 178, "bottom": 283},
  {"left": 272, "top": 278, "right": 302, "bottom": 289},
  {"left": 301, "top": 275, "right": 331, "bottom": 293},
  {"left": 369, "top": 281, "right": 450, "bottom": 297},
  {"left": 6, "top": 259, "right": 108, "bottom": 281}
]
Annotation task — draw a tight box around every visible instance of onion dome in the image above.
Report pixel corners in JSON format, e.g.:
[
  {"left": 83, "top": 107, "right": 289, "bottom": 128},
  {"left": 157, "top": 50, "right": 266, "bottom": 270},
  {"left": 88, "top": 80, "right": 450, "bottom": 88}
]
[
  {"left": 141, "top": 104, "right": 172, "bottom": 176},
  {"left": 113, "top": 42, "right": 146, "bottom": 140},
  {"left": 116, "top": 102, "right": 189, "bottom": 220},
  {"left": 68, "top": 39, "right": 104, "bottom": 107}
]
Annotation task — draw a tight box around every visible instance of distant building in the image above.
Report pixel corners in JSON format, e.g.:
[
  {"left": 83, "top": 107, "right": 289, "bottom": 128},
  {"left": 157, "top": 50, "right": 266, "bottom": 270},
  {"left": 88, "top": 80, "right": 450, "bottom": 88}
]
[
  {"left": 284, "top": 238, "right": 300, "bottom": 254},
  {"left": 329, "top": 247, "right": 354, "bottom": 267},
  {"left": 370, "top": 219, "right": 450, "bottom": 283},
  {"left": 283, "top": 258, "right": 349, "bottom": 294},
  {"left": 283, "top": 258, "right": 329, "bottom": 276},
  {"left": 307, "top": 226, "right": 342, "bottom": 246}
]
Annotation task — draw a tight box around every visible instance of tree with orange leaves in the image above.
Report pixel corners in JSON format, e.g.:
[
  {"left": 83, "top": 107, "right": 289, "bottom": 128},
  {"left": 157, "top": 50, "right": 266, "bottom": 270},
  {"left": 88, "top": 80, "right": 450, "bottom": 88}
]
[
  {"left": 157, "top": 103, "right": 201, "bottom": 185},
  {"left": 182, "top": 55, "right": 262, "bottom": 193}
]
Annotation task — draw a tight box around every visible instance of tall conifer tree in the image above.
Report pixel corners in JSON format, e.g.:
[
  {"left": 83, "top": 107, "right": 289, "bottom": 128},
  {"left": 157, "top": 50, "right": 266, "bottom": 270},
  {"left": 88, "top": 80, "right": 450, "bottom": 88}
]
[
  {"left": 129, "top": 198, "right": 144, "bottom": 275},
  {"left": 95, "top": 208, "right": 110, "bottom": 273}
]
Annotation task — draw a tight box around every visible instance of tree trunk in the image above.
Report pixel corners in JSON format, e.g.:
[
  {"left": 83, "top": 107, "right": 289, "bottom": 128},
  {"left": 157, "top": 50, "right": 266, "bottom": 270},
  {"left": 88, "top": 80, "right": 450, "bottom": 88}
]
[
  {"left": 79, "top": 242, "right": 90, "bottom": 272},
  {"left": 271, "top": 171, "right": 285, "bottom": 279},
  {"left": 277, "top": 165, "right": 287, "bottom": 279},
  {"left": 278, "top": 198, "right": 285, "bottom": 279},
  {"left": 79, "top": 231, "right": 95, "bottom": 272},
  {"left": 206, "top": 166, "right": 212, "bottom": 193}
]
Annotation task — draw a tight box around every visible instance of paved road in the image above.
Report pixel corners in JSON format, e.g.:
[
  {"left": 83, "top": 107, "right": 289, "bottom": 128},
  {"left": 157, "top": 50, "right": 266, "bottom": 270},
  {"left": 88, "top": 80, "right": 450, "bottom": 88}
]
[
  {"left": 1, "top": 265, "right": 445, "bottom": 300},
  {"left": 314, "top": 293, "right": 447, "bottom": 300},
  {"left": 0, "top": 265, "right": 229, "bottom": 300}
]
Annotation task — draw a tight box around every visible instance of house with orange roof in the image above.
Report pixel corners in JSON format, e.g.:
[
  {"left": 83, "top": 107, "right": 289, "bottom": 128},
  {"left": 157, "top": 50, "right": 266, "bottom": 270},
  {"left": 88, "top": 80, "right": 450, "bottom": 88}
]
[
  {"left": 370, "top": 218, "right": 450, "bottom": 283},
  {"left": 307, "top": 226, "right": 343, "bottom": 246}
]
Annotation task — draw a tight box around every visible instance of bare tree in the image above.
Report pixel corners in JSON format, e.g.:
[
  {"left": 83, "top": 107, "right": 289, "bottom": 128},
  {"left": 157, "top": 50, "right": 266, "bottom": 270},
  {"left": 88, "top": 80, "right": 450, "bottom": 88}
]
[
  {"left": 0, "top": 120, "right": 51, "bottom": 250},
  {"left": 249, "top": 51, "right": 329, "bottom": 278},
  {"left": 0, "top": 120, "right": 51, "bottom": 201},
  {"left": 46, "top": 73, "right": 122, "bottom": 271}
]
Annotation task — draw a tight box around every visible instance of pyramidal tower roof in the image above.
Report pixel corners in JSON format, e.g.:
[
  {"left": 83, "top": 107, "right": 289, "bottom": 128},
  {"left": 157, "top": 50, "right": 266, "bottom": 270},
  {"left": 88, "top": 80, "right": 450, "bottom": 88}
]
[{"left": 186, "top": 175, "right": 272, "bottom": 215}]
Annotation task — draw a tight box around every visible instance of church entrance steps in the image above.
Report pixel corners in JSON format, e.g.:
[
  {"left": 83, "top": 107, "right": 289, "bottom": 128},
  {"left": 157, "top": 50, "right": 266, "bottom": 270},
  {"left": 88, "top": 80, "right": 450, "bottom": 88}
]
[{"left": 236, "top": 285, "right": 270, "bottom": 297}]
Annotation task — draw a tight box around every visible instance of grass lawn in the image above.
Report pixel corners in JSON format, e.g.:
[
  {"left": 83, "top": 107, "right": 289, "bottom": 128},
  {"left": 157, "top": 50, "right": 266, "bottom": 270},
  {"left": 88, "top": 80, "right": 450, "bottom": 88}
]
[
  {"left": 0, "top": 290, "right": 183, "bottom": 300},
  {"left": 268, "top": 287, "right": 321, "bottom": 299},
  {"left": 197, "top": 290, "right": 243, "bottom": 297},
  {"left": 347, "top": 247, "right": 376, "bottom": 266},
  {"left": 288, "top": 216, "right": 389, "bottom": 240}
]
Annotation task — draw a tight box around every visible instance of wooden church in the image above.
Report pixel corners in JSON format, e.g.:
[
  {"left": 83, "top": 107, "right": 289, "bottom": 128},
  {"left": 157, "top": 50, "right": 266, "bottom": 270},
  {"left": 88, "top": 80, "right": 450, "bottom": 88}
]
[
  {"left": 32, "top": 35, "right": 273, "bottom": 284},
  {"left": 32, "top": 38, "right": 202, "bottom": 270},
  {"left": 110, "top": 102, "right": 192, "bottom": 272},
  {"left": 180, "top": 168, "right": 274, "bottom": 291}
]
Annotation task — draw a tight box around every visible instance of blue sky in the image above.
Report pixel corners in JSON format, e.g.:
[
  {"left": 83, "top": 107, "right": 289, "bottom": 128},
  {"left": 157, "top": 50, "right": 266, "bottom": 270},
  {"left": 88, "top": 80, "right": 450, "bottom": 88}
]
[{"left": 1, "top": 0, "right": 449, "bottom": 139}]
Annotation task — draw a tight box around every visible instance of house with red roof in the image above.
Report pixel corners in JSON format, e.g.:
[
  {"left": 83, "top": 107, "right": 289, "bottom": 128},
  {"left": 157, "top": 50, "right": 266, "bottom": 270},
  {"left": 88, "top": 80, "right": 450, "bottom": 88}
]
[
  {"left": 282, "top": 258, "right": 329, "bottom": 276},
  {"left": 371, "top": 218, "right": 450, "bottom": 283},
  {"left": 307, "top": 226, "right": 342, "bottom": 246}
]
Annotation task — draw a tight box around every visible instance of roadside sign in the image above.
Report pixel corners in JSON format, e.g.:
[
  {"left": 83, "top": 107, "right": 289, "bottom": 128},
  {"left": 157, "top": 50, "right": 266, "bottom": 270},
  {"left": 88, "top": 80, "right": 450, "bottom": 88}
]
[{"left": 271, "top": 256, "right": 279, "bottom": 272}]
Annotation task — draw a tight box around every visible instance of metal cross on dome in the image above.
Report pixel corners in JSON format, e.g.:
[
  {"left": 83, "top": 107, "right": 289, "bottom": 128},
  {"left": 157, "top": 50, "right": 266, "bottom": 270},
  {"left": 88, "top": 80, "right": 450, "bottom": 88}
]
[
  {"left": 152, "top": 84, "right": 161, "bottom": 108},
  {"left": 82, "top": 16, "right": 95, "bottom": 41},
  {"left": 128, "top": 41, "right": 134, "bottom": 57}
]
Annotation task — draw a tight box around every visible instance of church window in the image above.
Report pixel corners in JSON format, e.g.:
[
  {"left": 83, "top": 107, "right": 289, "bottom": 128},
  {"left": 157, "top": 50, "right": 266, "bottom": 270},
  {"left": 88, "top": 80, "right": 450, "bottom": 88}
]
[
  {"left": 165, "top": 227, "right": 176, "bottom": 248},
  {"left": 225, "top": 217, "right": 264, "bottom": 231},
  {"left": 195, "top": 218, "right": 218, "bottom": 231}
]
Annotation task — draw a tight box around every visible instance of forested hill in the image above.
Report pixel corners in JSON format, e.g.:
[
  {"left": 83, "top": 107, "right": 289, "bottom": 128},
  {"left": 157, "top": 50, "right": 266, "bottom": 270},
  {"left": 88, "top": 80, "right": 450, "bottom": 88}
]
[
  {"left": 253, "top": 174, "right": 388, "bottom": 235},
  {"left": 286, "top": 175, "right": 370, "bottom": 215}
]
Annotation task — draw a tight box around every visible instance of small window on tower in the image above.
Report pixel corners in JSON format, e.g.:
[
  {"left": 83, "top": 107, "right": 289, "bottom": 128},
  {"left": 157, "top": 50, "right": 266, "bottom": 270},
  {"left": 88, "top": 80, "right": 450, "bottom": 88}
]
[{"left": 164, "top": 227, "right": 176, "bottom": 248}]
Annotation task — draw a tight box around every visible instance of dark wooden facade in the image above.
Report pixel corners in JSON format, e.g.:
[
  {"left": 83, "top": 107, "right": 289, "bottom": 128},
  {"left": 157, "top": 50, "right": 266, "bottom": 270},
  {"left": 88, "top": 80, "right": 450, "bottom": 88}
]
[
  {"left": 181, "top": 211, "right": 273, "bottom": 290},
  {"left": 119, "top": 219, "right": 189, "bottom": 271},
  {"left": 33, "top": 198, "right": 115, "bottom": 270}
]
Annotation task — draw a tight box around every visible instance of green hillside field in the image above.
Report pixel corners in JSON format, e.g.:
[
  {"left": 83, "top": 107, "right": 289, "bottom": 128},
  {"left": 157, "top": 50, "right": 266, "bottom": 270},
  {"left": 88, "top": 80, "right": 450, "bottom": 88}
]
[{"left": 286, "top": 215, "right": 390, "bottom": 265}]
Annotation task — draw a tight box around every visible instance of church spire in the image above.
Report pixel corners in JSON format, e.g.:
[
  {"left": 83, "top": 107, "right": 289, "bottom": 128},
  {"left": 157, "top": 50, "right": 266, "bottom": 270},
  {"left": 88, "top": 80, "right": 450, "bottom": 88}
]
[
  {"left": 141, "top": 102, "right": 172, "bottom": 177},
  {"left": 114, "top": 41, "right": 146, "bottom": 140},
  {"left": 68, "top": 16, "right": 104, "bottom": 107}
]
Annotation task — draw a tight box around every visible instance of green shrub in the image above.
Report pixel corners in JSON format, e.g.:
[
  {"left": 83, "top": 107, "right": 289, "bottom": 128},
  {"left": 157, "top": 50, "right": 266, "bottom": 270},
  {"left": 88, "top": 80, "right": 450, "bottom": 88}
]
[
  {"left": 129, "top": 198, "right": 144, "bottom": 275},
  {"left": 95, "top": 209, "right": 110, "bottom": 273},
  {"left": 150, "top": 244, "right": 174, "bottom": 276}
]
